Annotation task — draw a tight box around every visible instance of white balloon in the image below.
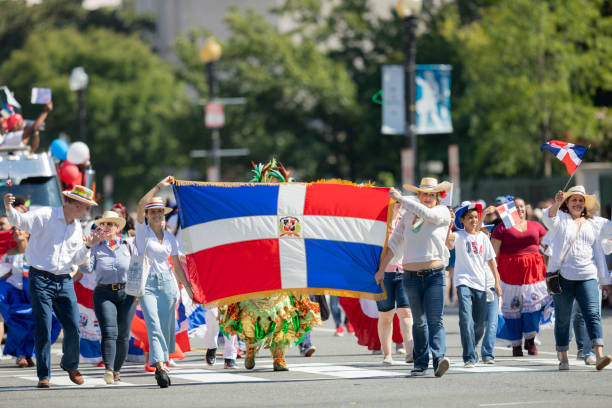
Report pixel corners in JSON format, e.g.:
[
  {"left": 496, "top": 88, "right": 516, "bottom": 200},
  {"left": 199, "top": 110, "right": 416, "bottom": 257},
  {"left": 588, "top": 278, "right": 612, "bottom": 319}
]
[{"left": 66, "top": 142, "right": 90, "bottom": 165}]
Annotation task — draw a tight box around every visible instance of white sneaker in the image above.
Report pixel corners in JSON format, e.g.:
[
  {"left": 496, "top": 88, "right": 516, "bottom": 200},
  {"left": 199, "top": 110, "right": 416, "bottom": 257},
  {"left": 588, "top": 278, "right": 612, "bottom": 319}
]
[
  {"left": 464, "top": 362, "right": 475, "bottom": 368},
  {"left": 167, "top": 359, "right": 178, "bottom": 367},
  {"left": 483, "top": 359, "right": 495, "bottom": 365},
  {"left": 585, "top": 355, "right": 596, "bottom": 365},
  {"left": 395, "top": 344, "right": 406, "bottom": 355},
  {"left": 383, "top": 355, "right": 393, "bottom": 366},
  {"left": 104, "top": 369, "right": 114, "bottom": 385}
]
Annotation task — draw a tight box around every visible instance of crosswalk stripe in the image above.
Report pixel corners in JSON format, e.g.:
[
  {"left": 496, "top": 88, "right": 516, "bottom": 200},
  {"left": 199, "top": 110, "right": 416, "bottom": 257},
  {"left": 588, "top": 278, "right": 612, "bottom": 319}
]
[
  {"left": 16, "top": 375, "right": 134, "bottom": 387},
  {"left": 169, "top": 369, "right": 269, "bottom": 383},
  {"left": 281, "top": 363, "right": 407, "bottom": 378}
]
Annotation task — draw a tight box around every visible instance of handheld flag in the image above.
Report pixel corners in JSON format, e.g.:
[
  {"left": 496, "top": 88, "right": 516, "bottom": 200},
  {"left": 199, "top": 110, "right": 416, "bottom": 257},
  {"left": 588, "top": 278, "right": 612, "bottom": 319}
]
[
  {"left": 173, "top": 181, "right": 391, "bottom": 305},
  {"left": 496, "top": 200, "right": 521, "bottom": 229},
  {"left": 540, "top": 140, "right": 588, "bottom": 175}
]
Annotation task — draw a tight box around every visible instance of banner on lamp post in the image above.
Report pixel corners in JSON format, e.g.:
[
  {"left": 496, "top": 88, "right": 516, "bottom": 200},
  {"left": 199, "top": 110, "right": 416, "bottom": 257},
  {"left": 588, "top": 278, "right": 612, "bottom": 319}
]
[
  {"left": 381, "top": 65, "right": 405, "bottom": 135},
  {"left": 416, "top": 64, "right": 453, "bottom": 135},
  {"left": 381, "top": 64, "right": 453, "bottom": 135}
]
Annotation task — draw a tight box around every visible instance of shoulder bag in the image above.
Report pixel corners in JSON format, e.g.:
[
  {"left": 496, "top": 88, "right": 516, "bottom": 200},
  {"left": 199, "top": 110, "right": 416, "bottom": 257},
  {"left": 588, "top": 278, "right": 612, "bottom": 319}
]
[{"left": 125, "top": 227, "right": 152, "bottom": 297}]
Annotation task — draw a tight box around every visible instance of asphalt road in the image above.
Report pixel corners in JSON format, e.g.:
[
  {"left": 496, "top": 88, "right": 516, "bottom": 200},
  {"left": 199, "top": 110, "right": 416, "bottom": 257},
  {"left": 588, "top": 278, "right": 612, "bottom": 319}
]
[{"left": 2, "top": 306, "right": 612, "bottom": 408}]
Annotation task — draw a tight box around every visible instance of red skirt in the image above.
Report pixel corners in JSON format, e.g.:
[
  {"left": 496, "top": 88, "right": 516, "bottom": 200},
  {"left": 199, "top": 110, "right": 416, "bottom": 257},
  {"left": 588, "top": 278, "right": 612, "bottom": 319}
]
[
  {"left": 339, "top": 297, "right": 403, "bottom": 351},
  {"left": 497, "top": 252, "right": 546, "bottom": 286}
]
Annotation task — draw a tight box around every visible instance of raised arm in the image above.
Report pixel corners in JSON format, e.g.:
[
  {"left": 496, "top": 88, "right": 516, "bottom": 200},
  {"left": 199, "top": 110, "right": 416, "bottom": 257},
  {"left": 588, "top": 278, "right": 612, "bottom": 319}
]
[
  {"left": 390, "top": 188, "right": 449, "bottom": 225},
  {"left": 547, "top": 190, "right": 564, "bottom": 219},
  {"left": 137, "top": 176, "right": 174, "bottom": 224},
  {"left": 22, "top": 102, "right": 52, "bottom": 148}
]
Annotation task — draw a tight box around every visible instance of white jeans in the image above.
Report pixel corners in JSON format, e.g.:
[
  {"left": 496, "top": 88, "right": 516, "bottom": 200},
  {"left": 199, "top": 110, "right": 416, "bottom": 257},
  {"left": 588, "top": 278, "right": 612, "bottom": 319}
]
[{"left": 204, "top": 308, "right": 237, "bottom": 359}]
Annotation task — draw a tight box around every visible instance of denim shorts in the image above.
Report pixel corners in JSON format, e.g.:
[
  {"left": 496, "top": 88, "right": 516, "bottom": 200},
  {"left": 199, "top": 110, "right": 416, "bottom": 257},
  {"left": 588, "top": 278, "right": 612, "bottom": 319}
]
[{"left": 377, "top": 271, "right": 410, "bottom": 312}]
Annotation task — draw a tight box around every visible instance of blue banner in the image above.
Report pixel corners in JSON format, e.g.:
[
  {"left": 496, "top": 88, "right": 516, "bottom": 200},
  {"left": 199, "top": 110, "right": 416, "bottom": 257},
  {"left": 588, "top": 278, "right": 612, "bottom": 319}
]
[{"left": 416, "top": 64, "right": 453, "bottom": 135}]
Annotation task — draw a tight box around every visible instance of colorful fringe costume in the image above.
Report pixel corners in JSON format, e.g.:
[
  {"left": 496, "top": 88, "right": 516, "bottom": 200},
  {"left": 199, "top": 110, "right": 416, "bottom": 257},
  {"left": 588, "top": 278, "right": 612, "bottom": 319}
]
[{"left": 221, "top": 160, "right": 322, "bottom": 371}]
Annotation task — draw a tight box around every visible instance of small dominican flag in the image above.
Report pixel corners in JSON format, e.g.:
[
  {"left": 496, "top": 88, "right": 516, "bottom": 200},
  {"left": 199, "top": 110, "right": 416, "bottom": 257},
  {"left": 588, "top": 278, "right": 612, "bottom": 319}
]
[
  {"left": 173, "top": 181, "right": 391, "bottom": 306},
  {"left": 496, "top": 201, "right": 522, "bottom": 229},
  {"left": 540, "top": 140, "right": 589, "bottom": 175}
]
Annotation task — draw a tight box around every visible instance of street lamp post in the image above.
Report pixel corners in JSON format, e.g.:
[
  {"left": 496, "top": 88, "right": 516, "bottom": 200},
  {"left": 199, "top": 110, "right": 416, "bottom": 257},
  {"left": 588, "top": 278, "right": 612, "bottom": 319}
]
[
  {"left": 200, "top": 38, "right": 222, "bottom": 181},
  {"left": 397, "top": 0, "right": 422, "bottom": 184},
  {"left": 69, "top": 67, "right": 89, "bottom": 143}
]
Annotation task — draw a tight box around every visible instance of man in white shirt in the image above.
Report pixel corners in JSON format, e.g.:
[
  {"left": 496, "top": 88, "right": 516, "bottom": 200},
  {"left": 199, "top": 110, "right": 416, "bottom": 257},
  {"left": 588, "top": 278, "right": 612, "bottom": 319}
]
[{"left": 3, "top": 185, "right": 102, "bottom": 388}]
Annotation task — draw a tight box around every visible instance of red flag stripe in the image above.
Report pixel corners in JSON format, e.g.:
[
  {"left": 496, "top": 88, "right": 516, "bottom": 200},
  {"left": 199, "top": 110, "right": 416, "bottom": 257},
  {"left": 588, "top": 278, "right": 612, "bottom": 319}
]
[{"left": 304, "top": 184, "right": 389, "bottom": 221}]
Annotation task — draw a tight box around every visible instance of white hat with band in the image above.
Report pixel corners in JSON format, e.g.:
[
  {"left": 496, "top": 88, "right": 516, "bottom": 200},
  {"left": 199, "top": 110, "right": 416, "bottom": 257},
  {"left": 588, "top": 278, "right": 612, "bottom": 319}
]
[{"left": 145, "top": 196, "right": 173, "bottom": 215}]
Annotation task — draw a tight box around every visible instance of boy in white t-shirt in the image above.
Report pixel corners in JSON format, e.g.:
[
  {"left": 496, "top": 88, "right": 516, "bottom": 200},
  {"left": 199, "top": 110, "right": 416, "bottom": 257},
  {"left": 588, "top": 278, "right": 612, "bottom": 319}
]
[{"left": 447, "top": 202, "right": 502, "bottom": 367}]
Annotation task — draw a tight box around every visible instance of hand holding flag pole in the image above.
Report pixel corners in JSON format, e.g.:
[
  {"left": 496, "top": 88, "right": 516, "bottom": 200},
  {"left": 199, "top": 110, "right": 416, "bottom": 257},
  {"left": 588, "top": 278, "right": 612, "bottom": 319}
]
[{"left": 540, "top": 140, "right": 590, "bottom": 191}]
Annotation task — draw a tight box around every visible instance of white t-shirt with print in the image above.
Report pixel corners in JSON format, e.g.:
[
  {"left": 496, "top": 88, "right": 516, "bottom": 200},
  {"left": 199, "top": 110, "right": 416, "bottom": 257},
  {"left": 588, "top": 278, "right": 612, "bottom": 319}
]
[{"left": 453, "top": 230, "right": 496, "bottom": 291}]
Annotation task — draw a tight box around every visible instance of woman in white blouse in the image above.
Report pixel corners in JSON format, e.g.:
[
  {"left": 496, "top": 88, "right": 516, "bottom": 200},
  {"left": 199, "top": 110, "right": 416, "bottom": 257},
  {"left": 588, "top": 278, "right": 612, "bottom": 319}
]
[
  {"left": 543, "top": 186, "right": 612, "bottom": 371},
  {"left": 376, "top": 177, "right": 452, "bottom": 378},
  {"left": 136, "top": 176, "right": 194, "bottom": 388}
]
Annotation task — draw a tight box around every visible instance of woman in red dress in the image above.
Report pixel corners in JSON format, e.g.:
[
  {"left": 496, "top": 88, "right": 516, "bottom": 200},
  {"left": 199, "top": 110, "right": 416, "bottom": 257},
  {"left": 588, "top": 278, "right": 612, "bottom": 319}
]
[{"left": 491, "top": 198, "right": 551, "bottom": 356}]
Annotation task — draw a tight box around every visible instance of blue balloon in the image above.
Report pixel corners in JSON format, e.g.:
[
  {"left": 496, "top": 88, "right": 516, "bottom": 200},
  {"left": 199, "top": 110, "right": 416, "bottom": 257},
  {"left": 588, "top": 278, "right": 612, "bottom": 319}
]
[{"left": 50, "top": 139, "right": 69, "bottom": 160}]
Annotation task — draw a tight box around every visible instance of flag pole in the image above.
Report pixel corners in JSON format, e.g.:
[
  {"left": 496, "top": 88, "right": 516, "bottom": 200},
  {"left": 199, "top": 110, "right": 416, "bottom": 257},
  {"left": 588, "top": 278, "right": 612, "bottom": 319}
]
[{"left": 560, "top": 143, "right": 591, "bottom": 192}]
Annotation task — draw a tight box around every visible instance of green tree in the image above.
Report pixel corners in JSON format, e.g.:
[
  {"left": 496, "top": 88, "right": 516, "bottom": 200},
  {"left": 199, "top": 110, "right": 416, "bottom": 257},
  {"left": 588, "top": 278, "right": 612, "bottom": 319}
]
[
  {"left": 0, "top": 0, "right": 155, "bottom": 62},
  {"left": 445, "top": 0, "right": 612, "bottom": 178},
  {"left": 0, "top": 27, "right": 191, "bottom": 202}
]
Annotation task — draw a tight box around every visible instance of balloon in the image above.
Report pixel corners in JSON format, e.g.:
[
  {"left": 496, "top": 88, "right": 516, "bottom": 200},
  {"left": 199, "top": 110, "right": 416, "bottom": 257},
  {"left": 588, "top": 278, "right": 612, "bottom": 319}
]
[
  {"left": 66, "top": 142, "right": 90, "bottom": 165},
  {"left": 49, "top": 139, "right": 69, "bottom": 161},
  {"left": 59, "top": 160, "right": 82, "bottom": 188}
]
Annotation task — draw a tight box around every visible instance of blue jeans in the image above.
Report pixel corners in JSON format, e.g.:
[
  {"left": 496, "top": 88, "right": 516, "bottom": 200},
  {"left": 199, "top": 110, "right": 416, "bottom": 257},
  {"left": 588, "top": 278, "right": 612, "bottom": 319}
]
[
  {"left": 29, "top": 269, "right": 81, "bottom": 380},
  {"left": 376, "top": 272, "right": 410, "bottom": 312},
  {"left": 403, "top": 270, "right": 446, "bottom": 370},
  {"left": 481, "top": 289, "right": 499, "bottom": 362},
  {"left": 329, "top": 295, "right": 346, "bottom": 327},
  {"left": 553, "top": 277, "right": 603, "bottom": 352},
  {"left": 572, "top": 300, "right": 594, "bottom": 358},
  {"left": 457, "top": 285, "right": 488, "bottom": 364},
  {"left": 139, "top": 273, "right": 178, "bottom": 365},
  {"left": 93, "top": 286, "right": 136, "bottom": 371}
]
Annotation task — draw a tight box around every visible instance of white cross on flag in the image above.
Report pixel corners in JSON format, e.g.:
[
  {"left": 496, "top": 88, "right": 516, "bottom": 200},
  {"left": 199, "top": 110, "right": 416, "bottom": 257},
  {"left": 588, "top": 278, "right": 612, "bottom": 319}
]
[{"left": 496, "top": 201, "right": 521, "bottom": 229}]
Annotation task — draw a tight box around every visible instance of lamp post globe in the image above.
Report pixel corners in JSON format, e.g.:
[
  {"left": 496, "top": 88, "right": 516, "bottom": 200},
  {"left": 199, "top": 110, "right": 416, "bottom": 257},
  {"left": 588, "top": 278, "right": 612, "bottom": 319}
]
[
  {"left": 199, "top": 38, "right": 222, "bottom": 64},
  {"left": 69, "top": 67, "right": 89, "bottom": 91},
  {"left": 396, "top": 0, "right": 423, "bottom": 17}
]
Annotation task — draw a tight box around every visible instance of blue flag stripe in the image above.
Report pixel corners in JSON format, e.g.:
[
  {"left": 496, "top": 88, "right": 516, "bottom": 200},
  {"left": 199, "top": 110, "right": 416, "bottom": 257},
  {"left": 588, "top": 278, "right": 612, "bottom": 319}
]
[
  {"left": 304, "top": 239, "right": 383, "bottom": 294},
  {"left": 174, "top": 184, "right": 279, "bottom": 228}
]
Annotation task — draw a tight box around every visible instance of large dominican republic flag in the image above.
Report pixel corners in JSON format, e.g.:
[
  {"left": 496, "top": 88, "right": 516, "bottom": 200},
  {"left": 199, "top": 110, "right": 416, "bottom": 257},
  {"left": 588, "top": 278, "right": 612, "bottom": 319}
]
[{"left": 173, "top": 181, "right": 391, "bottom": 305}]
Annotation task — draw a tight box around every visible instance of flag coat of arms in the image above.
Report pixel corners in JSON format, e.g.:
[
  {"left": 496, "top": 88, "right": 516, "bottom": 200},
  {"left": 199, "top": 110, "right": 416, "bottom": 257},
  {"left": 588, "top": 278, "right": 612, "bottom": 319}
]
[
  {"left": 496, "top": 201, "right": 521, "bottom": 229},
  {"left": 173, "top": 181, "right": 391, "bottom": 305},
  {"left": 540, "top": 140, "right": 588, "bottom": 175}
]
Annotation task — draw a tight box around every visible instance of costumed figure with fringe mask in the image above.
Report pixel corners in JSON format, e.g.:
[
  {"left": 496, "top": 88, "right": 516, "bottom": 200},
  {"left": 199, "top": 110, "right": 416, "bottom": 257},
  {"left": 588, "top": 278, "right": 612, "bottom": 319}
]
[{"left": 221, "top": 159, "right": 322, "bottom": 371}]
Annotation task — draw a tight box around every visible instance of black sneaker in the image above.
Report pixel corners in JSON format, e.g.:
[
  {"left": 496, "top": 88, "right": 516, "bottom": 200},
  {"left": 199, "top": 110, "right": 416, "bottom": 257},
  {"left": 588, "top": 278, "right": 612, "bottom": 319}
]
[
  {"left": 411, "top": 367, "right": 427, "bottom": 377},
  {"left": 224, "top": 359, "right": 237, "bottom": 369},
  {"left": 206, "top": 348, "right": 217, "bottom": 366},
  {"left": 155, "top": 367, "right": 170, "bottom": 388}
]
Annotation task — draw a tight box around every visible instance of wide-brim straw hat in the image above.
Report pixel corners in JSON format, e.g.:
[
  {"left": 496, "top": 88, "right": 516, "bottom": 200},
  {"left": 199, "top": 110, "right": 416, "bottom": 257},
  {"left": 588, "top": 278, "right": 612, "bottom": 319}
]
[
  {"left": 96, "top": 210, "right": 126, "bottom": 231},
  {"left": 145, "top": 196, "right": 173, "bottom": 215},
  {"left": 404, "top": 177, "right": 452, "bottom": 194},
  {"left": 563, "top": 185, "right": 597, "bottom": 212},
  {"left": 63, "top": 185, "right": 98, "bottom": 206}
]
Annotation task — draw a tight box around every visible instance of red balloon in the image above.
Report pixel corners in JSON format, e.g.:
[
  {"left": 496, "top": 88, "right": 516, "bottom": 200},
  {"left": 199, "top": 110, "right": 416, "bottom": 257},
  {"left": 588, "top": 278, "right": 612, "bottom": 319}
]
[{"left": 59, "top": 160, "right": 82, "bottom": 189}]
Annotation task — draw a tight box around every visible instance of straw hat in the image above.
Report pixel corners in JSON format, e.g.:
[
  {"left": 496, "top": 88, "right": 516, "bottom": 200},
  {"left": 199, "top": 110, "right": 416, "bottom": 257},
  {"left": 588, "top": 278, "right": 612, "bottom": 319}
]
[
  {"left": 96, "top": 210, "right": 126, "bottom": 231},
  {"left": 145, "top": 196, "right": 173, "bottom": 215},
  {"left": 404, "top": 177, "right": 452, "bottom": 194},
  {"left": 562, "top": 185, "right": 597, "bottom": 212},
  {"left": 63, "top": 185, "right": 98, "bottom": 206}
]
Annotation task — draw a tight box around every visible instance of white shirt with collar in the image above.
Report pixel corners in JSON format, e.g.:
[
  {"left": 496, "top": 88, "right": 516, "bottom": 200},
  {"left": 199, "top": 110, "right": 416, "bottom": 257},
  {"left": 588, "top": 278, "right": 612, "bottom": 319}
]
[{"left": 7, "top": 206, "right": 90, "bottom": 275}]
